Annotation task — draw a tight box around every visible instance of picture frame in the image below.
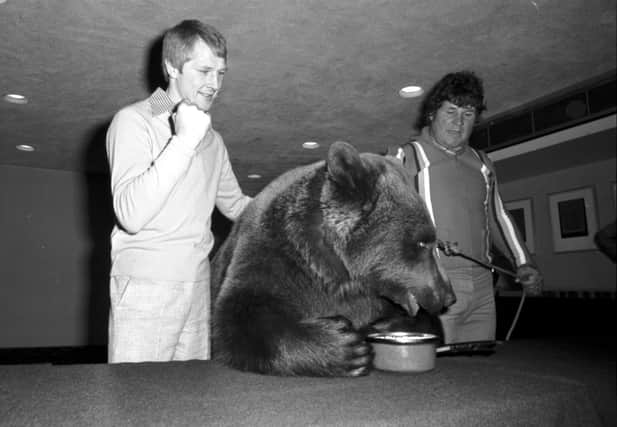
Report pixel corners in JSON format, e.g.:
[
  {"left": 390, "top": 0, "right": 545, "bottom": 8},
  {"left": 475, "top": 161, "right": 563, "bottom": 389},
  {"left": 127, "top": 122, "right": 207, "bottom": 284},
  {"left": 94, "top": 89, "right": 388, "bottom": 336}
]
[
  {"left": 504, "top": 198, "right": 535, "bottom": 254},
  {"left": 548, "top": 187, "right": 598, "bottom": 253}
]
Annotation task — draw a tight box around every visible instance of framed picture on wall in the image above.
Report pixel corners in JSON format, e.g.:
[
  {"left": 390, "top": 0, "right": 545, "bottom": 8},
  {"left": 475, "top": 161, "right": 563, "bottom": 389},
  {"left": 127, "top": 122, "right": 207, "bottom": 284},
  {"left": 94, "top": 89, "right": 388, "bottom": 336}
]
[
  {"left": 504, "top": 198, "right": 535, "bottom": 254},
  {"left": 548, "top": 187, "right": 598, "bottom": 253}
]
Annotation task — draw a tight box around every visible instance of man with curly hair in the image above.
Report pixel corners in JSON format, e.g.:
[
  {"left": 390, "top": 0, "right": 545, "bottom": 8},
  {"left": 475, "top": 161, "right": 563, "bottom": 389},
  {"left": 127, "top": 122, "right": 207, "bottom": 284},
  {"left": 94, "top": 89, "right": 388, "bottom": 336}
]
[{"left": 389, "top": 71, "right": 542, "bottom": 344}]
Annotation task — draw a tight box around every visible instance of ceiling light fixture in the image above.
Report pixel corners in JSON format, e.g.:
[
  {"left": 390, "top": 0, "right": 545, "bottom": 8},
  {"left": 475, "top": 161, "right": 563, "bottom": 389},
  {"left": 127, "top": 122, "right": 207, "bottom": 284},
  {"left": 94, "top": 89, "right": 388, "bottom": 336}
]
[
  {"left": 247, "top": 174, "right": 262, "bottom": 179},
  {"left": 16, "top": 144, "right": 35, "bottom": 152},
  {"left": 4, "top": 93, "right": 28, "bottom": 104},
  {"left": 302, "top": 141, "right": 319, "bottom": 149},
  {"left": 399, "top": 86, "right": 423, "bottom": 98}
]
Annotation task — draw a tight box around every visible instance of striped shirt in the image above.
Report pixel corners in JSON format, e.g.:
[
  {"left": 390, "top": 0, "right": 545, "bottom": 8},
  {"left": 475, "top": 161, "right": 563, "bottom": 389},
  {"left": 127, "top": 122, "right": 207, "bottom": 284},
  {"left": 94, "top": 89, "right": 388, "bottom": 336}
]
[{"left": 390, "top": 128, "right": 533, "bottom": 269}]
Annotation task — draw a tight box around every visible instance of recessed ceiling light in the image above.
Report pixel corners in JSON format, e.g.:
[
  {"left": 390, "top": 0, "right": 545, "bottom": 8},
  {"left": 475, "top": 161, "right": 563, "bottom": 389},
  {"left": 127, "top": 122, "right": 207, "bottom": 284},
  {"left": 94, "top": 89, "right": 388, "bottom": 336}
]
[
  {"left": 4, "top": 93, "right": 28, "bottom": 104},
  {"left": 247, "top": 174, "right": 262, "bottom": 179},
  {"left": 302, "top": 141, "right": 320, "bottom": 149},
  {"left": 399, "top": 86, "right": 423, "bottom": 98},
  {"left": 16, "top": 144, "right": 35, "bottom": 152}
]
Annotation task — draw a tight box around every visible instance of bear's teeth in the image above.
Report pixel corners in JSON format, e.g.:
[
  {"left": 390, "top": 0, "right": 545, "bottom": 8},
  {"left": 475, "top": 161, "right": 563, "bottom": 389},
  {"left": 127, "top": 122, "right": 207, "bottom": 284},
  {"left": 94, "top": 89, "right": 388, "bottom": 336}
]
[{"left": 406, "top": 293, "right": 419, "bottom": 317}]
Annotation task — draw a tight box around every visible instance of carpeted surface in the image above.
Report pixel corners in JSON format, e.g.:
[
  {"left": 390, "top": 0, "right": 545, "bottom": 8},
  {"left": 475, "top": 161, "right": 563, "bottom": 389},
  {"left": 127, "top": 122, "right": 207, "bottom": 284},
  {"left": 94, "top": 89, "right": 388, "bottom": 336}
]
[{"left": 0, "top": 337, "right": 614, "bottom": 426}]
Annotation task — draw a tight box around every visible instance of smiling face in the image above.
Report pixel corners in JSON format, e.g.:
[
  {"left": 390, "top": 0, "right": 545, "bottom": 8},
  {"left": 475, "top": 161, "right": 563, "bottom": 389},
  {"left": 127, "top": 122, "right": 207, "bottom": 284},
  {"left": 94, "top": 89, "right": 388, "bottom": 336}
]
[
  {"left": 165, "top": 38, "right": 226, "bottom": 112},
  {"left": 429, "top": 101, "right": 477, "bottom": 151}
]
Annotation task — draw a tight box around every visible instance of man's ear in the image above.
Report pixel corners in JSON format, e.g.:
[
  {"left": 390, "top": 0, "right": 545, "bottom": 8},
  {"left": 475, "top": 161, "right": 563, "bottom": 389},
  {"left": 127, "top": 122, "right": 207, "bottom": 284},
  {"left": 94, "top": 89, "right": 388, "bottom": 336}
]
[{"left": 164, "top": 59, "right": 179, "bottom": 79}]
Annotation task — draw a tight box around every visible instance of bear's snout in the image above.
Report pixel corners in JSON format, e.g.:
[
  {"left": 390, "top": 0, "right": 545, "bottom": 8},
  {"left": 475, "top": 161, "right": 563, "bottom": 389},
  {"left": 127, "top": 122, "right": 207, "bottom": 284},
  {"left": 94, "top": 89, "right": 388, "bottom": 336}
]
[{"left": 415, "top": 270, "right": 456, "bottom": 315}]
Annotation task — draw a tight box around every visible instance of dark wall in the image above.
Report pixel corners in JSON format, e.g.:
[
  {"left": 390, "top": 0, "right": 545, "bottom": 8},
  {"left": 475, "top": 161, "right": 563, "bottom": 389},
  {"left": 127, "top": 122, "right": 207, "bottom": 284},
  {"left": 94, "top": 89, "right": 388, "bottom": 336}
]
[{"left": 1, "top": 166, "right": 111, "bottom": 347}]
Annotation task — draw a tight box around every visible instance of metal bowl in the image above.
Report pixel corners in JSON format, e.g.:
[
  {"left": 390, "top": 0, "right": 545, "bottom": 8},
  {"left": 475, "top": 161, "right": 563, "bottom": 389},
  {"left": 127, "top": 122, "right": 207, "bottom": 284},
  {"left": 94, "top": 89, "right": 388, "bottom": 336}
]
[{"left": 367, "top": 332, "right": 439, "bottom": 373}]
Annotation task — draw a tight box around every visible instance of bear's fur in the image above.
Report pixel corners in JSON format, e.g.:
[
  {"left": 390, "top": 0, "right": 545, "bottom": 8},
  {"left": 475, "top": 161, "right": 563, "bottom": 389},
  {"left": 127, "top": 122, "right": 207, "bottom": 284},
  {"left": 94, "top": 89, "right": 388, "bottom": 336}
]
[{"left": 211, "top": 141, "right": 455, "bottom": 377}]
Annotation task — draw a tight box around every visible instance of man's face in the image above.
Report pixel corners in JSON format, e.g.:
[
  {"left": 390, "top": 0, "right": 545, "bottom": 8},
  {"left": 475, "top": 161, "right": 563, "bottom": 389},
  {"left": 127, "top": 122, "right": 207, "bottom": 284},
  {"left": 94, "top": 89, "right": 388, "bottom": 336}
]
[
  {"left": 429, "top": 101, "right": 477, "bottom": 151},
  {"left": 167, "top": 39, "right": 226, "bottom": 112}
]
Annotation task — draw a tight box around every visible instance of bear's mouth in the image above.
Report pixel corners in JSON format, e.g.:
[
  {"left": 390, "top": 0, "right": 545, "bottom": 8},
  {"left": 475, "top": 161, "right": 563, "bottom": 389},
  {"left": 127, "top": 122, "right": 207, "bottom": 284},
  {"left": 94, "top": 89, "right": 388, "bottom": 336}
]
[
  {"left": 403, "top": 290, "right": 447, "bottom": 316},
  {"left": 380, "top": 288, "right": 440, "bottom": 318},
  {"left": 403, "top": 293, "right": 420, "bottom": 317}
]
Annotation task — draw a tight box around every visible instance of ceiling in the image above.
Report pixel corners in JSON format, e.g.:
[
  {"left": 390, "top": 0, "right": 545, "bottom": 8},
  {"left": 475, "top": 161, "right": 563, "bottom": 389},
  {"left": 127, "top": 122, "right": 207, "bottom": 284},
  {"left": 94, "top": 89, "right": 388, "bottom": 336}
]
[{"left": 1, "top": 0, "right": 615, "bottom": 195}]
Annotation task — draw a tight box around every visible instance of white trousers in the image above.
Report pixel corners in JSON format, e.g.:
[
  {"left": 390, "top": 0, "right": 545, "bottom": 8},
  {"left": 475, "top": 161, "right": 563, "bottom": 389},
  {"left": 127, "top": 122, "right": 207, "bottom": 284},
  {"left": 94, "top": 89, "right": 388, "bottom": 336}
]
[
  {"left": 439, "top": 265, "right": 496, "bottom": 344},
  {"left": 108, "top": 274, "right": 210, "bottom": 363}
]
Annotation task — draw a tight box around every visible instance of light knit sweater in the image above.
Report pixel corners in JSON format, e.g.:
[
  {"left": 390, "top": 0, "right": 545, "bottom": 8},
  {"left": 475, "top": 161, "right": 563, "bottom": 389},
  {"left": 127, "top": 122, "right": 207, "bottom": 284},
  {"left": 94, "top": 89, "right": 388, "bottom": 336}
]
[{"left": 106, "top": 89, "right": 251, "bottom": 281}]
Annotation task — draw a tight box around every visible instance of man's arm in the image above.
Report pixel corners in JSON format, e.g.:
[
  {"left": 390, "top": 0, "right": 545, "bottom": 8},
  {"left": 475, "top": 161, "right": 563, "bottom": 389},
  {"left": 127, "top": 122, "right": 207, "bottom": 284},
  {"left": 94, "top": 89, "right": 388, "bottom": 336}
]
[
  {"left": 106, "top": 104, "right": 205, "bottom": 234},
  {"left": 487, "top": 167, "right": 542, "bottom": 294},
  {"left": 214, "top": 144, "right": 252, "bottom": 221}
]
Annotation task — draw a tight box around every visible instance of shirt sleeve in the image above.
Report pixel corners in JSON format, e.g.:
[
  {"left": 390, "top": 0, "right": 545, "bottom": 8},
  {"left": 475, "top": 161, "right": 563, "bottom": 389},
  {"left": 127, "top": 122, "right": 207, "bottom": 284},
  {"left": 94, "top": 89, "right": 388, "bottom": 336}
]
[
  {"left": 385, "top": 143, "right": 420, "bottom": 176},
  {"left": 106, "top": 107, "right": 194, "bottom": 234},
  {"left": 214, "top": 142, "right": 252, "bottom": 221},
  {"left": 483, "top": 154, "right": 534, "bottom": 268}
]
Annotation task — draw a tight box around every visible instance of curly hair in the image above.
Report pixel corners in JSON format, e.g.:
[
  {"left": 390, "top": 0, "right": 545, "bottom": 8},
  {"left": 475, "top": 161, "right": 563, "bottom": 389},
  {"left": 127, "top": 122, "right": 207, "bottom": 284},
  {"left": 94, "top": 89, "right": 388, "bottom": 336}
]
[
  {"left": 161, "top": 20, "right": 227, "bottom": 82},
  {"left": 415, "top": 71, "right": 486, "bottom": 130}
]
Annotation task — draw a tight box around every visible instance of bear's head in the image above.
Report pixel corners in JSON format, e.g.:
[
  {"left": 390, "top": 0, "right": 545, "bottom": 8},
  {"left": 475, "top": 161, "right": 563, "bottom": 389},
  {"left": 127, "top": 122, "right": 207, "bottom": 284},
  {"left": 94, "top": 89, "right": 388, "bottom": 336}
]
[{"left": 318, "top": 141, "right": 455, "bottom": 317}]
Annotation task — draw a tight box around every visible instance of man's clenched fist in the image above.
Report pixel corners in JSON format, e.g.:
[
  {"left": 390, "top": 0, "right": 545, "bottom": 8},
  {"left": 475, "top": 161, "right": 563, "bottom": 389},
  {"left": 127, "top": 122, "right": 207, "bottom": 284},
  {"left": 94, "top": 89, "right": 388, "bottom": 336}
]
[{"left": 173, "top": 101, "right": 211, "bottom": 150}]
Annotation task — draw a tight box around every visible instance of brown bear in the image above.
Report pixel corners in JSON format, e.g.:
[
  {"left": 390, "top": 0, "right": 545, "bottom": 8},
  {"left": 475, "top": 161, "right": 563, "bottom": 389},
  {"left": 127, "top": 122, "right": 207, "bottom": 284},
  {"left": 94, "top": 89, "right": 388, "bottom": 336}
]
[{"left": 211, "top": 141, "right": 455, "bottom": 377}]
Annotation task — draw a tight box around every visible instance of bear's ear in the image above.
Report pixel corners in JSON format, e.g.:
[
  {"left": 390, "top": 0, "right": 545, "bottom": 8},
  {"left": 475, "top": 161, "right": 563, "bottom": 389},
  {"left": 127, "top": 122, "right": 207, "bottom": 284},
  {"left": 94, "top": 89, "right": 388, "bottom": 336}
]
[{"left": 326, "top": 141, "right": 376, "bottom": 199}]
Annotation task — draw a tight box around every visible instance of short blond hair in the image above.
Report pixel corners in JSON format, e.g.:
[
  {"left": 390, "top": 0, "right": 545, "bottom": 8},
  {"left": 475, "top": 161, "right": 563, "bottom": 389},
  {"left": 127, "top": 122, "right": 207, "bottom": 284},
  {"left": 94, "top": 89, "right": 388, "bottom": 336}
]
[{"left": 161, "top": 19, "right": 227, "bottom": 81}]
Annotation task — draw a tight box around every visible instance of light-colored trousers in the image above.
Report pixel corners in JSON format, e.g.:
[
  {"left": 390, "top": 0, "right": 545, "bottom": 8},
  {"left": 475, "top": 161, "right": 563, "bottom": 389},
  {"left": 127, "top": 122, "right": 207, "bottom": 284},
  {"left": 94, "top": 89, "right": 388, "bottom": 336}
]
[
  {"left": 439, "top": 264, "right": 496, "bottom": 344},
  {"left": 108, "top": 274, "right": 210, "bottom": 363}
]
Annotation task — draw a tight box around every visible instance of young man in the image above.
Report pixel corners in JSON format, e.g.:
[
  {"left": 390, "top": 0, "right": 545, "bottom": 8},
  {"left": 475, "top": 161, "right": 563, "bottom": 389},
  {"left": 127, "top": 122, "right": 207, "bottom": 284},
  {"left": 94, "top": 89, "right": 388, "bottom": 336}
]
[
  {"left": 106, "top": 20, "right": 251, "bottom": 363},
  {"left": 390, "top": 71, "right": 542, "bottom": 344}
]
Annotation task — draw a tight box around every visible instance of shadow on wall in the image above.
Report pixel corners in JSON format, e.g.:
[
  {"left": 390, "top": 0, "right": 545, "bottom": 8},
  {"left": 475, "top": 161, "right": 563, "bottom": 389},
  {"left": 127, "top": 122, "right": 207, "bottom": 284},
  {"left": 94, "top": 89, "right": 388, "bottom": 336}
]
[
  {"left": 145, "top": 35, "right": 165, "bottom": 93},
  {"left": 81, "top": 121, "right": 114, "bottom": 346}
]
